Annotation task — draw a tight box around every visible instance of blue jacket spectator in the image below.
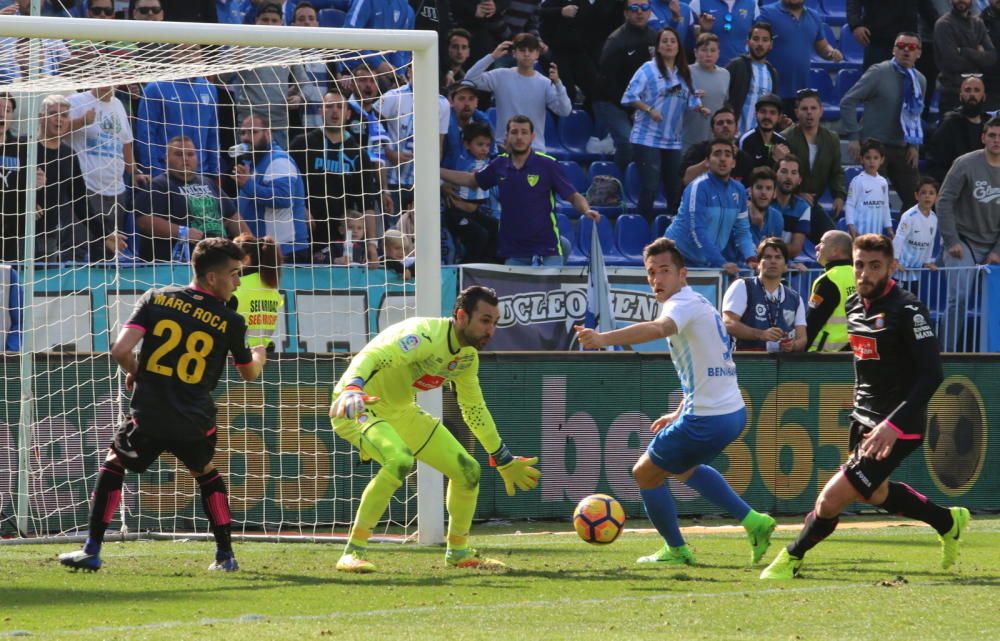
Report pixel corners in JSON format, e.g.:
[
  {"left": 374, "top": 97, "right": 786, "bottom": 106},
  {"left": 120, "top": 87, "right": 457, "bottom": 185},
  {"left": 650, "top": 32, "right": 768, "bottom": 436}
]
[
  {"left": 236, "top": 115, "right": 310, "bottom": 261},
  {"left": 216, "top": 0, "right": 252, "bottom": 23},
  {"left": 135, "top": 77, "right": 220, "bottom": 178},
  {"left": 0, "top": 264, "right": 22, "bottom": 352},
  {"left": 689, "top": 0, "right": 760, "bottom": 66},
  {"left": 345, "top": 0, "right": 416, "bottom": 72},
  {"left": 665, "top": 141, "right": 755, "bottom": 269},
  {"left": 758, "top": 1, "right": 842, "bottom": 105},
  {"left": 647, "top": 1, "right": 696, "bottom": 52}
]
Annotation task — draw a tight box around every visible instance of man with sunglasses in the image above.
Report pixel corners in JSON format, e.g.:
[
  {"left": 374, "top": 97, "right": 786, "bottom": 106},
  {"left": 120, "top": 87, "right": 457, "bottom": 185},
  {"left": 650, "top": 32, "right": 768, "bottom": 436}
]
[
  {"left": 847, "top": 1, "right": 940, "bottom": 69},
  {"left": 934, "top": 0, "right": 996, "bottom": 115},
  {"left": 129, "top": 0, "right": 162, "bottom": 20},
  {"left": 689, "top": 0, "right": 760, "bottom": 67},
  {"left": 840, "top": 32, "right": 927, "bottom": 212},
  {"left": 593, "top": 2, "right": 658, "bottom": 173}
]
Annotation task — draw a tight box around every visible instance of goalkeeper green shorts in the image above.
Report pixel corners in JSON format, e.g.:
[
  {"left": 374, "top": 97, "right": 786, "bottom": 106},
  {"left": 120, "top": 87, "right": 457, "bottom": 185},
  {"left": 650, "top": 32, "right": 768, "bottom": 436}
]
[{"left": 332, "top": 403, "right": 441, "bottom": 462}]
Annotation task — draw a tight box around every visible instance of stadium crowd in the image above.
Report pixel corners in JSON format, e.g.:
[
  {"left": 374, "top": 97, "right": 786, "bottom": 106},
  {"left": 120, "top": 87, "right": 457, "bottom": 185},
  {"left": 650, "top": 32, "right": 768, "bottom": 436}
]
[{"left": 0, "top": 0, "right": 998, "bottom": 350}]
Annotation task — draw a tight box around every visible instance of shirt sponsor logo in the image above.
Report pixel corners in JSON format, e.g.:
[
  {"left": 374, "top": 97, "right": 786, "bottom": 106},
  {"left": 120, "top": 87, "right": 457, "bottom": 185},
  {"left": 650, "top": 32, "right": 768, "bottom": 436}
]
[
  {"left": 913, "top": 313, "right": 934, "bottom": 340},
  {"left": 398, "top": 334, "right": 421, "bottom": 352},
  {"left": 413, "top": 374, "right": 446, "bottom": 390},
  {"left": 850, "top": 334, "right": 880, "bottom": 360},
  {"left": 707, "top": 366, "right": 738, "bottom": 377}
]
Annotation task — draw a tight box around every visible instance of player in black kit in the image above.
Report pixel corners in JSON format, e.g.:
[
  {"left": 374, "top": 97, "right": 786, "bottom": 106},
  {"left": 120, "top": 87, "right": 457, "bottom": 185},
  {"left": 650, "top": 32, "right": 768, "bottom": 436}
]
[
  {"left": 59, "top": 238, "right": 267, "bottom": 573},
  {"left": 761, "top": 234, "right": 971, "bottom": 579}
]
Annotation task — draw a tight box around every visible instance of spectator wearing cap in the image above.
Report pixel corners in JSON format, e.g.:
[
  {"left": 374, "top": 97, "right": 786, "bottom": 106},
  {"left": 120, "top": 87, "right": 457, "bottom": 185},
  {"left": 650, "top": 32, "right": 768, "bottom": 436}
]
[
  {"left": 847, "top": 1, "right": 940, "bottom": 70},
  {"left": 726, "top": 21, "right": 779, "bottom": 137},
  {"left": 934, "top": 0, "right": 997, "bottom": 115},
  {"left": 592, "top": 2, "right": 657, "bottom": 173},
  {"left": 464, "top": 32, "right": 572, "bottom": 152},
  {"left": 839, "top": 31, "right": 927, "bottom": 211},
  {"left": 738, "top": 92, "right": 790, "bottom": 173},
  {"left": 443, "top": 80, "right": 493, "bottom": 169},
  {"left": 780, "top": 89, "right": 843, "bottom": 243},
  {"left": 758, "top": 0, "right": 842, "bottom": 115},
  {"left": 689, "top": 0, "right": 761, "bottom": 67}
]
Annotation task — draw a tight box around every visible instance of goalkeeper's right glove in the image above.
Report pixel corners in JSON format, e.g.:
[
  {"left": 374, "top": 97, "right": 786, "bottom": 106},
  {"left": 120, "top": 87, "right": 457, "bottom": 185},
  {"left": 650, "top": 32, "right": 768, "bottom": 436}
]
[
  {"left": 330, "top": 382, "right": 376, "bottom": 419},
  {"left": 490, "top": 444, "right": 541, "bottom": 496}
]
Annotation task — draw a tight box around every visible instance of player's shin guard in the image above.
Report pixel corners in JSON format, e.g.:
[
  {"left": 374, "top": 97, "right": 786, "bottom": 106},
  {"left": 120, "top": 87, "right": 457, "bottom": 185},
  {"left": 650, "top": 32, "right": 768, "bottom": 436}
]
[
  {"left": 878, "top": 482, "right": 954, "bottom": 535},
  {"left": 197, "top": 469, "right": 233, "bottom": 557},
  {"left": 640, "top": 485, "right": 685, "bottom": 548},
  {"left": 684, "top": 465, "right": 751, "bottom": 520},
  {"left": 349, "top": 467, "right": 404, "bottom": 549},
  {"left": 85, "top": 461, "right": 125, "bottom": 555},
  {"left": 787, "top": 511, "right": 839, "bottom": 559}
]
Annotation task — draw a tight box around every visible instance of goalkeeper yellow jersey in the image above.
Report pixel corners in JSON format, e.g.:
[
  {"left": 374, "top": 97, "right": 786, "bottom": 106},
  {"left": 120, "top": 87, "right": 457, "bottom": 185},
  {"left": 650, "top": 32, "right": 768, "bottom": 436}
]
[{"left": 335, "top": 316, "right": 501, "bottom": 452}]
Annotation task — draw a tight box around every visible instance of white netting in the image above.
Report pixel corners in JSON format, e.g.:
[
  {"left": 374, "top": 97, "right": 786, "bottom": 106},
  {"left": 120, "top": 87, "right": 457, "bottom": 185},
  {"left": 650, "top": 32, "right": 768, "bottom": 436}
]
[{"left": 0, "top": 28, "right": 432, "bottom": 542}]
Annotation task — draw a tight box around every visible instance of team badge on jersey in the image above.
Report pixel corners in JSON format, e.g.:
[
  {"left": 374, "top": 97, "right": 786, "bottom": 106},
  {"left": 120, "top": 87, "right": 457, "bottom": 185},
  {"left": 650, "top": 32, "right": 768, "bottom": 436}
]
[
  {"left": 872, "top": 314, "right": 886, "bottom": 330},
  {"left": 398, "top": 334, "right": 421, "bottom": 352},
  {"left": 527, "top": 174, "right": 539, "bottom": 187}
]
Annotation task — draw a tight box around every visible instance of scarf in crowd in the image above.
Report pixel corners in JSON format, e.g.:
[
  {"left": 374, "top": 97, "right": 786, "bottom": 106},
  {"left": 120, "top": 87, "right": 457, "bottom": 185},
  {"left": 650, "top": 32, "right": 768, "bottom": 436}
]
[{"left": 892, "top": 59, "right": 924, "bottom": 145}]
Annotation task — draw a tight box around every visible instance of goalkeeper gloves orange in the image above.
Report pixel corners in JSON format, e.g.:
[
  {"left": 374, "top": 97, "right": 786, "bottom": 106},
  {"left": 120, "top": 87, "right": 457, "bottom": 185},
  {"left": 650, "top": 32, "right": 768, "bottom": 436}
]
[
  {"left": 330, "top": 380, "right": 378, "bottom": 419},
  {"left": 490, "top": 444, "right": 541, "bottom": 496}
]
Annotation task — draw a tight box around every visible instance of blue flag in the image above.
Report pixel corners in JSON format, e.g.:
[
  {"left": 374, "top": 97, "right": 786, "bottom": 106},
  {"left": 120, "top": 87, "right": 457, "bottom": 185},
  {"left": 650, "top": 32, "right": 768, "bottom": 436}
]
[{"left": 583, "top": 226, "right": 621, "bottom": 350}]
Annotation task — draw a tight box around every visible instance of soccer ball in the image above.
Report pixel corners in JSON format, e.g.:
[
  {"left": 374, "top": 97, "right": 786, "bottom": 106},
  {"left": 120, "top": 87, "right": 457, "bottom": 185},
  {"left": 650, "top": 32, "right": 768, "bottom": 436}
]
[{"left": 573, "top": 494, "right": 626, "bottom": 545}]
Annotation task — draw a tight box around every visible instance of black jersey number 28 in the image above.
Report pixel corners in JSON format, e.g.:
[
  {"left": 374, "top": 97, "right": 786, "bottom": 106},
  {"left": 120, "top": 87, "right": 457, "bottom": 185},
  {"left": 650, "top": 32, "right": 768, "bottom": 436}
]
[{"left": 145, "top": 319, "right": 215, "bottom": 384}]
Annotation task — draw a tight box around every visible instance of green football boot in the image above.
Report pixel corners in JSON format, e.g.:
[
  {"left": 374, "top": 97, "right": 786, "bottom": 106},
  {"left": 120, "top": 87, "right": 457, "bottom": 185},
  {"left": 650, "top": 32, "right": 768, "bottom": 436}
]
[
  {"left": 743, "top": 510, "right": 777, "bottom": 565},
  {"left": 940, "top": 507, "right": 971, "bottom": 570},
  {"left": 760, "top": 548, "right": 803, "bottom": 580},
  {"left": 636, "top": 544, "right": 696, "bottom": 565}
]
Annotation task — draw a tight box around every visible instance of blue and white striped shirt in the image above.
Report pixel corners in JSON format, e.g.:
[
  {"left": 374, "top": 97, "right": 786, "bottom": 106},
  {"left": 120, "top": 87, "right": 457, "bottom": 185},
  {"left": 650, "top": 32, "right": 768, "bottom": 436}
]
[
  {"left": 740, "top": 61, "right": 773, "bottom": 136},
  {"left": 892, "top": 206, "right": 938, "bottom": 281},
  {"left": 622, "top": 61, "right": 701, "bottom": 150},
  {"left": 455, "top": 151, "right": 491, "bottom": 202}
]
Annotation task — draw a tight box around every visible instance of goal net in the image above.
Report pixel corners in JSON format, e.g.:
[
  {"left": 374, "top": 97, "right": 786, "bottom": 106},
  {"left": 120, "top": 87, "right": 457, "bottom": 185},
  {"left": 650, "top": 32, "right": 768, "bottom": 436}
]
[{"left": 0, "top": 16, "right": 443, "bottom": 544}]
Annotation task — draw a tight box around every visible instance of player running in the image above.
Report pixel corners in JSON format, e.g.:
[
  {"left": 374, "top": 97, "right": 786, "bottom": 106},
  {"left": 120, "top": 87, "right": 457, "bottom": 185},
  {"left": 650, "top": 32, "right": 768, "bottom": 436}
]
[
  {"left": 761, "top": 234, "right": 970, "bottom": 580},
  {"left": 575, "top": 237, "right": 776, "bottom": 567},
  {"left": 59, "top": 238, "right": 267, "bottom": 572},
  {"left": 329, "top": 285, "right": 540, "bottom": 572}
]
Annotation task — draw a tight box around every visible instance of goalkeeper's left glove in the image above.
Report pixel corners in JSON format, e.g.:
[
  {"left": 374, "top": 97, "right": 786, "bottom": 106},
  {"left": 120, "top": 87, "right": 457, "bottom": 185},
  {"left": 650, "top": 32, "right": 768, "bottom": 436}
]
[{"left": 490, "top": 444, "right": 541, "bottom": 496}]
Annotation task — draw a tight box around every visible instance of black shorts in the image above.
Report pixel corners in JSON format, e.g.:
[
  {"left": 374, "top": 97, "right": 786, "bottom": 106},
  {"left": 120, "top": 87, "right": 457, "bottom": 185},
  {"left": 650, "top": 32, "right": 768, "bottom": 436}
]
[
  {"left": 111, "top": 417, "right": 217, "bottom": 473},
  {"left": 842, "top": 420, "right": 922, "bottom": 499}
]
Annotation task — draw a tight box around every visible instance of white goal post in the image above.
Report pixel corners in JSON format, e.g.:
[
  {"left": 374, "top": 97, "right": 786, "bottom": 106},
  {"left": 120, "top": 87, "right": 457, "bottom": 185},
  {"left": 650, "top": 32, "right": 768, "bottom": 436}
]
[{"left": 0, "top": 15, "right": 445, "bottom": 545}]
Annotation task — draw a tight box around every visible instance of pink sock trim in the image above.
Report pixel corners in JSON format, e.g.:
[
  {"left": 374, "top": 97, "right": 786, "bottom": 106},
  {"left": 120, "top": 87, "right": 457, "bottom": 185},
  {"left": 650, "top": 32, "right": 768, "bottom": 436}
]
[
  {"left": 102, "top": 489, "right": 122, "bottom": 525},
  {"left": 899, "top": 482, "right": 928, "bottom": 503},
  {"left": 206, "top": 492, "right": 232, "bottom": 526}
]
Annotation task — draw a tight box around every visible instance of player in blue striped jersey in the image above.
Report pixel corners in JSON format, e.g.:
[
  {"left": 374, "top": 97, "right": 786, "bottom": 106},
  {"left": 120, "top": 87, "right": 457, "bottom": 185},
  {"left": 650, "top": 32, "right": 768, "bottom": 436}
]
[{"left": 622, "top": 27, "right": 710, "bottom": 220}]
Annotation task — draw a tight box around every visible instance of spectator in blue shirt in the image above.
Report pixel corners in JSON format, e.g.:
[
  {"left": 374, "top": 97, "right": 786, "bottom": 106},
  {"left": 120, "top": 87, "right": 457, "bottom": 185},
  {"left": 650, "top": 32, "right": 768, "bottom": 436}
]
[
  {"left": 622, "top": 26, "right": 710, "bottom": 221},
  {"left": 689, "top": 0, "right": 760, "bottom": 66},
  {"left": 235, "top": 113, "right": 310, "bottom": 262},
  {"left": 443, "top": 80, "right": 492, "bottom": 169},
  {"left": 440, "top": 114, "right": 600, "bottom": 266},
  {"left": 758, "top": 0, "right": 842, "bottom": 114},
  {"left": 726, "top": 165, "right": 784, "bottom": 263},
  {"left": 216, "top": 0, "right": 252, "bottom": 24},
  {"left": 665, "top": 138, "right": 757, "bottom": 275},
  {"left": 772, "top": 154, "right": 811, "bottom": 259},
  {"left": 647, "top": 1, "right": 697, "bottom": 53},
  {"left": 134, "top": 56, "right": 221, "bottom": 178},
  {"left": 344, "top": 0, "right": 416, "bottom": 79}
]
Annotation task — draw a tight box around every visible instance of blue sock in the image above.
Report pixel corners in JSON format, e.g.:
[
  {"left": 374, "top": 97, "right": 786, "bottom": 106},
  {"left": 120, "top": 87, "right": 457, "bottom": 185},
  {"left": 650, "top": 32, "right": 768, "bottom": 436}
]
[
  {"left": 83, "top": 537, "right": 101, "bottom": 556},
  {"left": 684, "top": 465, "right": 751, "bottom": 521},
  {"left": 640, "top": 485, "right": 685, "bottom": 548}
]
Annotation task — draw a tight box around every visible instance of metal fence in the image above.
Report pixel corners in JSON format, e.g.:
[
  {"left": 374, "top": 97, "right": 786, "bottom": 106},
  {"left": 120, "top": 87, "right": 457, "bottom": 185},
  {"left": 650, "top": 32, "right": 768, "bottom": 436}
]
[{"left": 783, "top": 266, "right": 989, "bottom": 353}]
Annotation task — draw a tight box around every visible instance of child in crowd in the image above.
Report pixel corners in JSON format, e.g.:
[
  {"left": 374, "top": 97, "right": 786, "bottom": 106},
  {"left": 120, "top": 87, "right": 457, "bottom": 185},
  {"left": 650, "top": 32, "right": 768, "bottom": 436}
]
[
  {"left": 333, "top": 209, "right": 377, "bottom": 266},
  {"left": 892, "top": 176, "right": 939, "bottom": 298},
  {"left": 844, "top": 139, "right": 893, "bottom": 238},
  {"left": 383, "top": 228, "right": 414, "bottom": 280},
  {"left": 443, "top": 120, "right": 498, "bottom": 263}
]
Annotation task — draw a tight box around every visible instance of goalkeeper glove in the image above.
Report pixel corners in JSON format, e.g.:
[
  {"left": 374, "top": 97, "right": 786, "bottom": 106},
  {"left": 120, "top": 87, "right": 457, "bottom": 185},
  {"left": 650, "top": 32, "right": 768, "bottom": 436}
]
[
  {"left": 490, "top": 444, "right": 541, "bottom": 496},
  {"left": 330, "top": 382, "right": 377, "bottom": 419}
]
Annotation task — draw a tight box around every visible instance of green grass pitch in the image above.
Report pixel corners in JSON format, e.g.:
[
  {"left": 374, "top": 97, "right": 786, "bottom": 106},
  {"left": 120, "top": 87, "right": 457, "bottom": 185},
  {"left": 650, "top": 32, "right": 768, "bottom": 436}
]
[{"left": 3, "top": 516, "right": 998, "bottom": 641}]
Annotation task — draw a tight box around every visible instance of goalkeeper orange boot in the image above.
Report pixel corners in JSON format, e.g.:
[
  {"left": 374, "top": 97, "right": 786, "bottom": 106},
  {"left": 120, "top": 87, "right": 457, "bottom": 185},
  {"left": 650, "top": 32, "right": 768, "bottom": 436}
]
[
  {"left": 445, "top": 548, "right": 507, "bottom": 570},
  {"left": 336, "top": 546, "right": 376, "bottom": 573}
]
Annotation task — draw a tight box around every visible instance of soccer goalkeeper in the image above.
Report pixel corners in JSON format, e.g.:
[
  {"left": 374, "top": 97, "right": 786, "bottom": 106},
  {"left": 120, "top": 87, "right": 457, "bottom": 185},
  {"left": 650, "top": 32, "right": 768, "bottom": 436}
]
[{"left": 329, "top": 285, "right": 541, "bottom": 572}]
